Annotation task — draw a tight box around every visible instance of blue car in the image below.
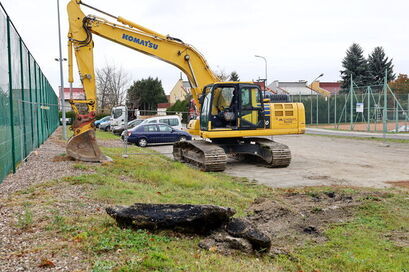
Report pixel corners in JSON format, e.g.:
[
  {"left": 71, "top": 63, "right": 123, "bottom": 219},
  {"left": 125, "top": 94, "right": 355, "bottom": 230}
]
[
  {"left": 95, "top": 116, "right": 110, "bottom": 128},
  {"left": 127, "top": 123, "right": 192, "bottom": 147}
]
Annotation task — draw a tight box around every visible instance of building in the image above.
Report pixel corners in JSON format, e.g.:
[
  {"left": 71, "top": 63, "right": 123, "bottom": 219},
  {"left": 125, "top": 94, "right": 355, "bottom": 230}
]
[
  {"left": 169, "top": 78, "right": 191, "bottom": 104},
  {"left": 268, "top": 80, "right": 342, "bottom": 97},
  {"left": 318, "top": 82, "right": 342, "bottom": 95},
  {"left": 60, "top": 87, "right": 85, "bottom": 111},
  {"left": 157, "top": 103, "right": 171, "bottom": 116},
  {"left": 268, "top": 80, "right": 317, "bottom": 96}
]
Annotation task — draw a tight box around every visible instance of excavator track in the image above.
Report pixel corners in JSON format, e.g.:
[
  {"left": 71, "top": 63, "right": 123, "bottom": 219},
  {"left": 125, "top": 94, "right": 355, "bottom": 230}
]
[
  {"left": 217, "top": 137, "right": 291, "bottom": 169},
  {"left": 250, "top": 138, "right": 292, "bottom": 168},
  {"left": 173, "top": 140, "right": 227, "bottom": 172}
]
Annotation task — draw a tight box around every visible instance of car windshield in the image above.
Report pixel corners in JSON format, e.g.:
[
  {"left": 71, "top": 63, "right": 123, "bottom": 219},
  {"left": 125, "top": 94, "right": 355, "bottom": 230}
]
[
  {"left": 129, "top": 119, "right": 142, "bottom": 126},
  {"left": 112, "top": 108, "right": 122, "bottom": 119}
]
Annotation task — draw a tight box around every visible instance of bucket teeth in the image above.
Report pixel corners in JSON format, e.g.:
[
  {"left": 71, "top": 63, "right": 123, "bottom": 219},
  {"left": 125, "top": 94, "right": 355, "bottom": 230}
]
[{"left": 66, "top": 130, "right": 109, "bottom": 162}]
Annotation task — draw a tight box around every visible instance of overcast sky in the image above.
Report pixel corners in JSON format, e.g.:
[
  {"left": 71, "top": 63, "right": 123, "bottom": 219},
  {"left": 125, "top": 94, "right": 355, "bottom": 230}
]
[{"left": 1, "top": 0, "right": 408, "bottom": 96}]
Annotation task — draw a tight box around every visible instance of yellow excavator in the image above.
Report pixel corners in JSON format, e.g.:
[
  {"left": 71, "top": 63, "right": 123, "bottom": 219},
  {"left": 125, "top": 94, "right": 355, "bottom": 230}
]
[{"left": 66, "top": 0, "right": 306, "bottom": 171}]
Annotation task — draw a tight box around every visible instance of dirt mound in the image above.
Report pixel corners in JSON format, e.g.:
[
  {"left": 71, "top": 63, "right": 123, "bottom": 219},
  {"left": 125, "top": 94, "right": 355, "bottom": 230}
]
[
  {"left": 246, "top": 191, "right": 360, "bottom": 252},
  {"left": 201, "top": 190, "right": 363, "bottom": 255}
]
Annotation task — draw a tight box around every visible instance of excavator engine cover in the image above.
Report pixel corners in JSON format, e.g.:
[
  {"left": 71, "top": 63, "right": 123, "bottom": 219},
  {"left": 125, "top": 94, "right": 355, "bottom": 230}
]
[{"left": 66, "top": 130, "right": 109, "bottom": 162}]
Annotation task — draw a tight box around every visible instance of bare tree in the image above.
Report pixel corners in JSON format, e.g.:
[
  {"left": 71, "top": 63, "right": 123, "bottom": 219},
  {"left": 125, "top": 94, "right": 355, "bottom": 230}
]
[
  {"left": 214, "top": 68, "right": 229, "bottom": 82},
  {"left": 96, "top": 64, "right": 129, "bottom": 114}
]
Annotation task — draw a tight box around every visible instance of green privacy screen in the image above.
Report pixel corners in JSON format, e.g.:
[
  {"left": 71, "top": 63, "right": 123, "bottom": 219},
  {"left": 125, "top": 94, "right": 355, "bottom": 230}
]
[{"left": 0, "top": 4, "right": 59, "bottom": 183}]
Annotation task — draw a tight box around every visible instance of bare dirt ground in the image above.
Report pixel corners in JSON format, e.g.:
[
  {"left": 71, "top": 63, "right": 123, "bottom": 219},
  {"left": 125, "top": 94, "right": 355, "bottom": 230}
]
[{"left": 150, "top": 134, "right": 409, "bottom": 188}]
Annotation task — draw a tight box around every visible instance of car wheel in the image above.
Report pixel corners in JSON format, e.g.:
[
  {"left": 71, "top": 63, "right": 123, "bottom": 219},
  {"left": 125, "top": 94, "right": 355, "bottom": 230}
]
[
  {"left": 179, "top": 136, "right": 187, "bottom": 142},
  {"left": 137, "top": 138, "right": 148, "bottom": 147}
]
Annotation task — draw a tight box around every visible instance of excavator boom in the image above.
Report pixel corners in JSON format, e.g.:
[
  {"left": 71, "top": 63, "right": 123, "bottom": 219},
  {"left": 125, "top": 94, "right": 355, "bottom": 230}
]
[
  {"left": 66, "top": 0, "right": 305, "bottom": 170},
  {"left": 66, "top": 0, "right": 219, "bottom": 161}
]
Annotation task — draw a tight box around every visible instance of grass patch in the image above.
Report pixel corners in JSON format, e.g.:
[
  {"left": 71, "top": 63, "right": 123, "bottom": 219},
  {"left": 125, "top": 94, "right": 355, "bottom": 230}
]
[
  {"left": 16, "top": 202, "right": 33, "bottom": 229},
  {"left": 95, "top": 130, "right": 120, "bottom": 140}
]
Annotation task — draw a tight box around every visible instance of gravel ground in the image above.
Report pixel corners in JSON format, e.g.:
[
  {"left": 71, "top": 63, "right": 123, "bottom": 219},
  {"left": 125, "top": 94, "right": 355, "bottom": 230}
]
[
  {"left": 0, "top": 128, "right": 108, "bottom": 271},
  {"left": 0, "top": 129, "right": 87, "bottom": 196}
]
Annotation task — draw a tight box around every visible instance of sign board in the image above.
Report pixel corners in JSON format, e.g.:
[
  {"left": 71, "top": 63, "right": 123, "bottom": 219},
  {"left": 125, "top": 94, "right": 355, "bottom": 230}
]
[
  {"left": 356, "top": 103, "right": 364, "bottom": 113},
  {"left": 40, "top": 106, "right": 50, "bottom": 110}
]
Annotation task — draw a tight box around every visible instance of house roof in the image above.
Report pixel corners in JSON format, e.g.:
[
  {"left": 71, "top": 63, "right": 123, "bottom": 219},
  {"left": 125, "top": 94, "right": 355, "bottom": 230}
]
[
  {"left": 157, "top": 103, "right": 171, "bottom": 109},
  {"left": 319, "top": 82, "right": 341, "bottom": 94},
  {"left": 182, "top": 81, "right": 191, "bottom": 89},
  {"left": 60, "top": 87, "right": 85, "bottom": 100},
  {"left": 268, "top": 81, "right": 316, "bottom": 95}
]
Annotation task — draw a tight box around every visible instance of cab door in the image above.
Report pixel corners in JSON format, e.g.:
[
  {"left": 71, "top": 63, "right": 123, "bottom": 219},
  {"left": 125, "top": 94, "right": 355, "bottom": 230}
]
[{"left": 238, "top": 86, "right": 264, "bottom": 129}]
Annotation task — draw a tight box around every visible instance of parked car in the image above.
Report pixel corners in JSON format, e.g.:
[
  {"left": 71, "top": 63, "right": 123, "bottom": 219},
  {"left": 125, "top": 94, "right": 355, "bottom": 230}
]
[
  {"left": 126, "top": 123, "right": 191, "bottom": 147},
  {"left": 99, "top": 118, "right": 112, "bottom": 131},
  {"left": 139, "top": 115, "right": 183, "bottom": 131},
  {"left": 112, "top": 119, "right": 143, "bottom": 135},
  {"left": 95, "top": 116, "right": 110, "bottom": 128}
]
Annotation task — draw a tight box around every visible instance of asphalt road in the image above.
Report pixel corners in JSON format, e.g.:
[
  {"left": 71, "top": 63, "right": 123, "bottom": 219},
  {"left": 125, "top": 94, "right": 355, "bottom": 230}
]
[{"left": 149, "top": 134, "right": 409, "bottom": 189}]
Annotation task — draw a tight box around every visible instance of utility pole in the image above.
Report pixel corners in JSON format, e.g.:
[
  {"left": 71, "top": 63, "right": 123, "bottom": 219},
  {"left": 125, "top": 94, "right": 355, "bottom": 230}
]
[{"left": 57, "top": 0, "right": 67, "bottom": 140}]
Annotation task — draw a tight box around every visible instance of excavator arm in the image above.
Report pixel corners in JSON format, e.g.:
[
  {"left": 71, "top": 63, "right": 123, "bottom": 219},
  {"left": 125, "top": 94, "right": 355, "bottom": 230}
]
[{"left": 66, "top": 0, "right": 219, "bottom": 161}]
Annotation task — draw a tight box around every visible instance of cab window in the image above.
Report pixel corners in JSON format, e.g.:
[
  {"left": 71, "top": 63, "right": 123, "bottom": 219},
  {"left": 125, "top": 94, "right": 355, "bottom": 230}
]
[
  {"left": 148, "top": 119, "right": 157, "bottom": 124},
  {"left": 112, "top": 108, "right": 123, "bottom": 119},
  {"left": 211, "top": 87, "right": 235, "bottom": 115}
]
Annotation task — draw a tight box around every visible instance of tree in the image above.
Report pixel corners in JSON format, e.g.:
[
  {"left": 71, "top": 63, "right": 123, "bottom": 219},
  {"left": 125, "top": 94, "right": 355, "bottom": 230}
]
[
  {"left": 127, "top": 77, "right": 167, "bottom": 114},
  {"left": 214, "top": 68, "right": 229, "bottom": 81},
  {"left": 229, "top": 71, "right": 240, "bottom": 82},
  {"left": 167, "top": 96, "right": 190, "bottom": 123},
  {"left": 340, "top": 43, "right": 369, "bottom": 90},
  {"left": 96, "top": 64, "right": 129, "bottom": 114},
  {"left": 389, "top": 74, "right": 409, "bottom": 94},
  {"left": 367, "top": 46, "right": 395, "bottom": 85}
]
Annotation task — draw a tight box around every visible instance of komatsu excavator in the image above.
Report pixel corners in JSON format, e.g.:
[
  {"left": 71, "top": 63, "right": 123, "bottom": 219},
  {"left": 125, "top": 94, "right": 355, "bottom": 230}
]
[{"left": 66, "top": 0, "right": 306, "bottom": 171}]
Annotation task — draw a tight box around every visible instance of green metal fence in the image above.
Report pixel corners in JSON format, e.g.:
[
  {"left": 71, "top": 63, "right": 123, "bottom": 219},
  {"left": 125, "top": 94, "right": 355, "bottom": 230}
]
[
  {"left": 0, "top": 3, "right": 59, "bottom": 183},
  {"left": 290, "top": 84, "right": 409, "bottom": 132}
]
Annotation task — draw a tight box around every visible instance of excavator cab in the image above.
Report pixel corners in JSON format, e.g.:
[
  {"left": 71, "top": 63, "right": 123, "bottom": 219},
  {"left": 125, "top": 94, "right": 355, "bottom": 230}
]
[{"left": 199, "top": 83, "right": 264, "bottom": 131}]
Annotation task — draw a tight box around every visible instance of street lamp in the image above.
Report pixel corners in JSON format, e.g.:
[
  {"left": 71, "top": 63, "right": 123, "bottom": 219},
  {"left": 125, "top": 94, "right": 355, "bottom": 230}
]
[
  {"left": 57, "top": 0, "right": 67, "bottom": 140},
  {"left": 311, "top": 73, "right": 324, "bottom": 84},
  {"left": 254, "top": 55, "right": 268, "bottom": 86}
]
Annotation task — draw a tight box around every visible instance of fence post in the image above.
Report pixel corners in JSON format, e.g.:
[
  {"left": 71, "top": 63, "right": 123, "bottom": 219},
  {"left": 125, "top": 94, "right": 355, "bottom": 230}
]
[
  {"left": 28, "top": 55, "right": 34, "bottom": 148},
  {"left": 349, "top": 75, "right": 353, "bottom": 130},
  {"left": 6, "top": 16, "right": 16, "bottom": 173},
  {"left": 382, "top": 70, "right": 388, "bottom": 138},
  {"left": 334, "top": 94, "right": 337, "bottom": 128},
  {"left": 327, "top": 97, "right": 329, "bottom": 124},
  {"left": 316, "top": 93, "right": 319, "bottom": 125},
  {"left": 395, "top": 100, "right": 399, "bottom": 132},
  {"left": 310, "top": 95, "right": 313, "bottom": 124},
  {"left": 367, "top": 87, "right": 370, "bottom": 131},
  {"left": 19, "top": 37, "right": 27, "bottom": 159},
  {"left": 35, "top": 64, "right": 40, "bottom": 147}
]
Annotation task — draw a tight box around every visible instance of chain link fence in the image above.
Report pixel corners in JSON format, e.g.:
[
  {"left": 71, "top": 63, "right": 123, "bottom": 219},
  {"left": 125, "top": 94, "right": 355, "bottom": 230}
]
[
  {"left": 289, "top": 87, "right": 409, "bottom": 132},
  {"left": 0, "top": 4, "right": 59, "bottom": 183}
]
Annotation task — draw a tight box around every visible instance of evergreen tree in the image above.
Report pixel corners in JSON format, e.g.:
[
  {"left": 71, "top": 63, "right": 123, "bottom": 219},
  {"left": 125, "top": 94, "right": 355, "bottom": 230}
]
[
  {"left": 367, "top": 46, "right": 395, "bottom": 84},
  {"left": 126, "top": 77, "right": 167, "bottom": 114},
  {"left": 229, "top": 71, "right": 240, "bottom": 82},
  {"left": 340, "top": 43, "right": 369, "bottom": 90}
]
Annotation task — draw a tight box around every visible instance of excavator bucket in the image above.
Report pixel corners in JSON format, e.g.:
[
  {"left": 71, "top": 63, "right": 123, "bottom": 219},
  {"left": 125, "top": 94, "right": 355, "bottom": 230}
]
[{"left": 66, "top": 129, "right": 109, "bottom": 162}]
